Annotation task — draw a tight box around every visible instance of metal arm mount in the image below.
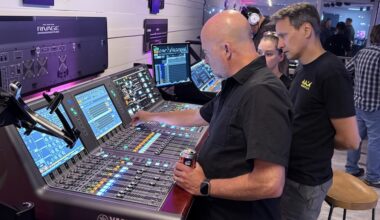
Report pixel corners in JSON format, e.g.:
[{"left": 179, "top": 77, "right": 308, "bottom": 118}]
[{"left": 6, "top": 81, "right": 80, "bottom": 148}]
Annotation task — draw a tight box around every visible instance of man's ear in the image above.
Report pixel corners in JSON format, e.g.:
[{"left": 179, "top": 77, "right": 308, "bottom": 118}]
[
  {"left": 303, "top": 22, "right": 313, "bottom": 39},
  {"left": 224, "top": 43, "right": 232, "bottom": 59}
]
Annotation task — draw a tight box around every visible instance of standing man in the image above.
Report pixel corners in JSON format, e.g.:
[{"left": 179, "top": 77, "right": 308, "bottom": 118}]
[
  {"left": 345, "top": 18, "right": 355, "bottom": 44},
  {"left": 272, "top": 3, "right": 360, "bottom": 219},
  {"left": 133, "top": 10, "right": 293, "bottom": 220},
  {"left": 345, "top": 24, "right": 380, "bottom": 188}
]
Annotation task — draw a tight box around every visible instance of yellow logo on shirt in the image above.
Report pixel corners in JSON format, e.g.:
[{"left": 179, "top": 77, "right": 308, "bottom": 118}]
[{"left": 301, "top": 80, "right": 312, "bottom": 90}]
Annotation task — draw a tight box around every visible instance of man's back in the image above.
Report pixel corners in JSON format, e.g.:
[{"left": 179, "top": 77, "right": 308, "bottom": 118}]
[
  {"left": 324, "top": 34, "right": 351, "bottom": 56},
  {"left": 346, "top": 45, "right": 380, "bottom": 111}
]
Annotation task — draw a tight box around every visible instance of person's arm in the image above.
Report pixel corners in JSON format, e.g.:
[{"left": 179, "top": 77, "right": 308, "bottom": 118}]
[
  {"left": 345, "top": 56, "right": 356, "bottom": 79},
  {"left": 331, "top": 116, "right": 360, "bottom": 150},
  {"left": 131, "top": 109, "right": 208, "bottom": 127},
  {"left": 173, "top": 160, "right": 285, "bottom": 201}
]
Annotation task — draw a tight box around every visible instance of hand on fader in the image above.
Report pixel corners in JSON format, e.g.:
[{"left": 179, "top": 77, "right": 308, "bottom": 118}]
[{"left": 131, "top": 110, "right": 151, "bottom": 126}]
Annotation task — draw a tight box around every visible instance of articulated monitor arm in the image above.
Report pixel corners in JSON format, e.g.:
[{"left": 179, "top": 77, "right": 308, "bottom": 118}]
[{"left": 0, "top": 82, "right": 80, "bottom": 148}]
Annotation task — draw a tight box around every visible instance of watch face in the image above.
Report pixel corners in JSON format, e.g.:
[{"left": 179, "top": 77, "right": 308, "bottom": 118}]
[{"left": 200, "top": 180, "right": 209, "bottom": 195}]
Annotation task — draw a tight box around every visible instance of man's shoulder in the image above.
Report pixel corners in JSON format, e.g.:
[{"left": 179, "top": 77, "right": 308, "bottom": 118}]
[{"left": 305, "top": 52, "right": 347, "bottom": 79}]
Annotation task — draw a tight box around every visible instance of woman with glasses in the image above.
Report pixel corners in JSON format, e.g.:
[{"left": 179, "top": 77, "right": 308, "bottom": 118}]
[{"left": 258, "top": 31, "right": 292, "bottom": 89}]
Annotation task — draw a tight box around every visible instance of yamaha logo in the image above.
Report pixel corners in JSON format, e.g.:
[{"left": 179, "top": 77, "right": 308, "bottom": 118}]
[
  {"left": 37, "top": 23, "right": 60, "bottom": 35},
  {"left": 97, "top": 214, "right": 108, "bottom": 220},
  {"left": 97, "top": 214, "right": 128, "bottom": 220}
]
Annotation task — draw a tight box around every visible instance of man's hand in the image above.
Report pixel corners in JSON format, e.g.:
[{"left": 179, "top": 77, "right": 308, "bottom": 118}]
[
  {"left": 173, "top": 162, "right": 206, "bottom": 196},
  {"left": 131, "top": 110, "right": 152, "bottom": 126}
]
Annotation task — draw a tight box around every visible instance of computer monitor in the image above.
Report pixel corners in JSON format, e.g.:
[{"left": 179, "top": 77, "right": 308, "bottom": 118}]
[
  {"left": 74, "top": 85, "right": 122, "bottom": 140},
  {"left": 18, "top": 105, "right": 85, "bottom": 177},
  {"left": 152, "top": 43, "right": 191, "bottom": 87},
  {"left": 191, "top": 60, "right": 222, "bottom": 93}
]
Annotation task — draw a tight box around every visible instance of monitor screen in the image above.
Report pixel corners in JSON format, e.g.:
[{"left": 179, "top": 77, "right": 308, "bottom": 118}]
[
  {"left": 18, "top": 105, "right": 84, "bottom": 177},
  {"left": 191, "top": 60, "right": 222, "bottom": 93},
  {"left": 74, "top": 85, "right": 122, "bottom": 139},
  {"left": 152, "top": 43, "right": 191, "bottom": 87}
]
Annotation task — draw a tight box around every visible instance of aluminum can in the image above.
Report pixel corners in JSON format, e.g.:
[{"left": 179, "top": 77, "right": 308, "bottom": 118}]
[{"left": 179, "top": 148, "right": 197, "bottom": 168}]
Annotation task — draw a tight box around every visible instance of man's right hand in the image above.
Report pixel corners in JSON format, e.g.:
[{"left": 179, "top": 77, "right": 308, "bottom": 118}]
[{"left": 131, "top": 110, "right": 152, "bottom": 126}]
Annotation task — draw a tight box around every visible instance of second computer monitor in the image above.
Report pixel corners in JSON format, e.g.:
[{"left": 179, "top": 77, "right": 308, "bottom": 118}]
[
  {"left": 191, "top": 60, "right": 221, "bottom": 93},
  {"left": 152, "top": 43, "right": 191, "bottom": 87}
]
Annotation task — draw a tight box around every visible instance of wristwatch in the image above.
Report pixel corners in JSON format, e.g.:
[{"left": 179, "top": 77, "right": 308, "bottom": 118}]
[{"left": 200, "top": 178, "right": 211, "bottom": 196}]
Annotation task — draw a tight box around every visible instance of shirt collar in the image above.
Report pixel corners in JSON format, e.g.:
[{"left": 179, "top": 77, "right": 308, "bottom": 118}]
[{"left": 231, "top": 56, "right": 266, "bottom": 85}]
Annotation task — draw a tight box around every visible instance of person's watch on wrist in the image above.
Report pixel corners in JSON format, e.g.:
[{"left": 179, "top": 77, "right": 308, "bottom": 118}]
[{"left": 200, "top": 178, "right": 211, "bottom": 196}]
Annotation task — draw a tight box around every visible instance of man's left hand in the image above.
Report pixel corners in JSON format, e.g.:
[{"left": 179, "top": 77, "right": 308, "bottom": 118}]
[{"left": 173, "top": 162, "right": 205, "bottom": 196}]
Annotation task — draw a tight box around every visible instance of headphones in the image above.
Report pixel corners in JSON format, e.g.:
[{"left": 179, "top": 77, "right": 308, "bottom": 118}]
[
  {"left": 247, "top": 12, "right": 260, "bottom": 26},
  {"left": 241, "top": 6, "right": 261, "bottom": 26}
]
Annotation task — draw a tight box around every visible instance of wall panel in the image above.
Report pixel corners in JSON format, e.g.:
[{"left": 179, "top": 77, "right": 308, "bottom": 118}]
[{"left": 0, "top": 0, "right": 204, "bottom": 76}]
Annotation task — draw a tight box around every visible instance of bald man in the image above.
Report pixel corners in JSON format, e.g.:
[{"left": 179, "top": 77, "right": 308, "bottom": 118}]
[{"left": 132, "top": 11, "right": 292, "bottom": 219}]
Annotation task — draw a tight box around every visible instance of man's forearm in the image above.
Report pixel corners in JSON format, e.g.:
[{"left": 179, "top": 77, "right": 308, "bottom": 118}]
[{"left": 209, "top": 165, "right": 285, "bottom": 201}]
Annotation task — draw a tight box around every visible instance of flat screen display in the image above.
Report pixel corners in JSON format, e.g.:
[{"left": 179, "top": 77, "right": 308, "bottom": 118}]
[
  {"left": 152, "top": 43, "right": 191, "bottom": 87},
  {"left": 18, "top": 105, "right": 84, "bottom": 177},
  {"left": 74, "top": 85, "right": 122, "bottom": 139},
  {"left": 191, "top": 60, "right": 221, "bottom": 93}
]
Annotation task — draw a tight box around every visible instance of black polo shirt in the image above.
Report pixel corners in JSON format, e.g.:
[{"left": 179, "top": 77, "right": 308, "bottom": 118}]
[
  {"left": 288, "top": 52, "right": 355, "bottom": 186},
  {"left": 190, "top": 56, "right": 293, "bottom": 220}
]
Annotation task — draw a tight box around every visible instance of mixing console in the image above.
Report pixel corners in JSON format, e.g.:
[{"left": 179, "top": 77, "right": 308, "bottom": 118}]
[
  {"left": 101, "top": 125, "right": 199, "bottom": 160},
  {"left": 48, "top": 150, "right": 174, "bottom": 210},
  {"left": 1, "top": 64, "right": 208, "bottom": 220}
]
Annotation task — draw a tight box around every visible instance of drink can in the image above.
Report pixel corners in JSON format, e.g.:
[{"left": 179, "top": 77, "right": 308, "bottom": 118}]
[{"left": 179, "top": 148, "right": 197, "bottom": 168}]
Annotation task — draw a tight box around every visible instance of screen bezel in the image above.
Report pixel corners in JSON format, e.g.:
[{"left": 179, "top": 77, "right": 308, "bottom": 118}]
[{"left": 151, "top": 42, "right": 192, "bottom": 88}]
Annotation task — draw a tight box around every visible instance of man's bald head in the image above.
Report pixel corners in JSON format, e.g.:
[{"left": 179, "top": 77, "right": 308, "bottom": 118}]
[
  {"left": 200, "top": 10, "right": 258, "bottom": 78},
  {"left": 201, "top": 10, "right": 252, "bottom": 45}
]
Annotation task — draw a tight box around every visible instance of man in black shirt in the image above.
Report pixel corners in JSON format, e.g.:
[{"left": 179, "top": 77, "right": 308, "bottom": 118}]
[
  {"left": 272, "top": 3, "right": 360, "bottom": 220},
  {"left": 324, "top": 22, "right": 351, "bottom": 56},
  {"left": 132, "top": 11, "right": 293, "bottom": 220}
]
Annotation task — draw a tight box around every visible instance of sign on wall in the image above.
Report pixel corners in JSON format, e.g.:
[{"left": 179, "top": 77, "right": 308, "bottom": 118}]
[
  {"left": 143, "top": 19, "right": 168, "bottom": 53},
  {"left": 23, "top": 0, "right": 54, "bottom": 6}
]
